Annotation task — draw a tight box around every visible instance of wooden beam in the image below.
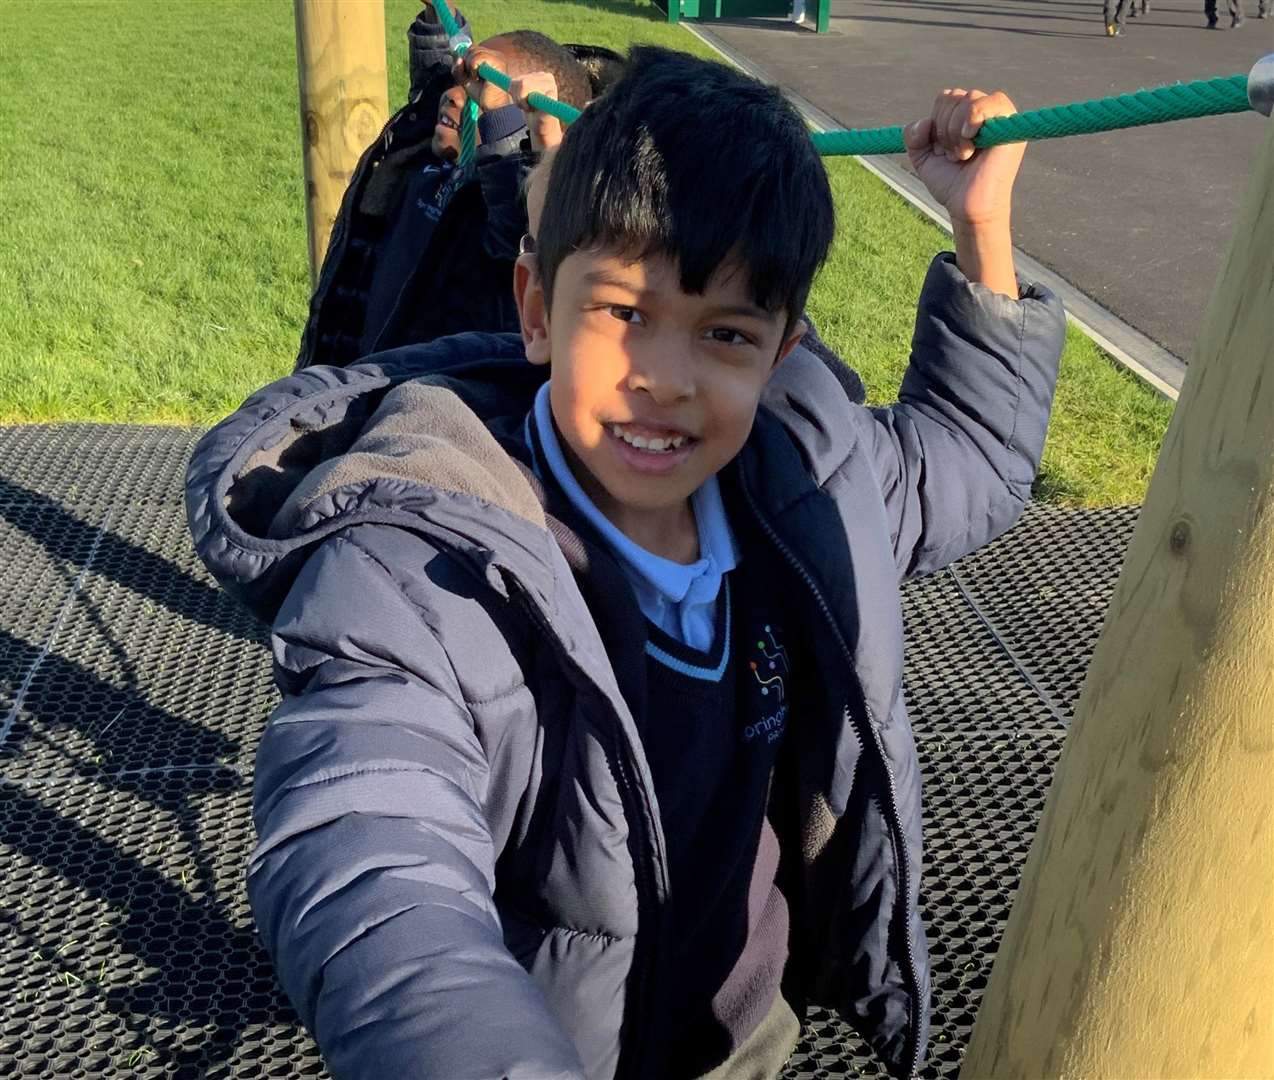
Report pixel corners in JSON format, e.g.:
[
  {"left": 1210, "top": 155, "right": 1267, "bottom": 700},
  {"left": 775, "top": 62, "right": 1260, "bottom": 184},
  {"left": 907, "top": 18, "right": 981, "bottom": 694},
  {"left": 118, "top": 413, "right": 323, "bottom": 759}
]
[
  {"left": 294, "top": 0, "right": 388, "bottom": 286},
  {"left": 960, "top": 116, "right": 1274, "bottom": 1079}
]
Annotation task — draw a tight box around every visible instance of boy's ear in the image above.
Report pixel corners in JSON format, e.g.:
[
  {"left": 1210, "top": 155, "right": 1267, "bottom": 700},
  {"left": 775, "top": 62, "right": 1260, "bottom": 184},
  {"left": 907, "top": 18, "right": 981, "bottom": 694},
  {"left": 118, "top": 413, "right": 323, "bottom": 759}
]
[
  {"left": 768, "top": 317, "right": 808, "bottom": 377},
  {"left": 514, "top": 253, "right": 552, "bottom": 366}
]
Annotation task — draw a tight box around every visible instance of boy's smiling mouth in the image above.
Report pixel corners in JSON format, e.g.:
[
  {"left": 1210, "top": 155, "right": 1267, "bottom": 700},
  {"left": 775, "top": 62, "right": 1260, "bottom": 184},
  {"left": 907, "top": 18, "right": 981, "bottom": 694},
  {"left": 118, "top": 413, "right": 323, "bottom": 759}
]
[{"left": 604, "top": 421, "right": 698, "bottom": 474}]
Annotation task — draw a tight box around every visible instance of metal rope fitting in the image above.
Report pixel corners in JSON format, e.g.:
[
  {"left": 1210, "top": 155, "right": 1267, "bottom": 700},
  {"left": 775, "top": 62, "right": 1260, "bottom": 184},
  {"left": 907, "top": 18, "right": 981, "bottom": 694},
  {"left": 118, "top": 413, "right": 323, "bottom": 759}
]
[{"left": 1250, "top": 54, "right": 1274, "bottom": 118}]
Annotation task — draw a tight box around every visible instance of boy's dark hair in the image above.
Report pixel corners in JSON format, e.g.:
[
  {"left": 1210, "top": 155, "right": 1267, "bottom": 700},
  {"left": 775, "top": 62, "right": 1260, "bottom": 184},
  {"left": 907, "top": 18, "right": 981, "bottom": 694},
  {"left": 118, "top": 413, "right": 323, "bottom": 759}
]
[
  {"left": 536, "top": 46, "right": 834, "bottom": 332},
  {"left": 495, "top": 30, "right": 593, "bottom": 111}
]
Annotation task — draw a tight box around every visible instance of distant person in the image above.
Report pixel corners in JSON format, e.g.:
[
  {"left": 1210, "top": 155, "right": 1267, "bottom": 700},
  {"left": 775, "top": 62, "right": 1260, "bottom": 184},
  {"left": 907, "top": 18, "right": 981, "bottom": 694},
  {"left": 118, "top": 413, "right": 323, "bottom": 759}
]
[
  {"left": 1103, "top": 0, "right": 1135, "bottom": 35},
  {"left": 1126, "top": 0, "right": 1149, "bottom": 18},
  {"left": 1203, "top": 0, "right": 1250, "bottom": 27}
]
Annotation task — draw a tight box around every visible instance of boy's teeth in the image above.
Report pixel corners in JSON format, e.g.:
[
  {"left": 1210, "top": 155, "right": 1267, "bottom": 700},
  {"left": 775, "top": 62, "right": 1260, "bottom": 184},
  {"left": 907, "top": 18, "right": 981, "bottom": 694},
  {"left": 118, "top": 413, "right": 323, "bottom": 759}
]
[{"left": 610, "top": 424, "right": 687, "bottom": 454}]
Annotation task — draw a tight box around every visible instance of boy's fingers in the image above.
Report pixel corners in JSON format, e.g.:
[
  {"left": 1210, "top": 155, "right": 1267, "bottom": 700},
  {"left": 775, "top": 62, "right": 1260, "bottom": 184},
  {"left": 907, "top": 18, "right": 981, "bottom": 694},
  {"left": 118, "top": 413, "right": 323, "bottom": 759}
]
[
  {"left": 947, "top": 91, "right": 983, "bottom": 161},
  {"left": 903, "top": 116, "right": 934, "bottom": 152},
  {"left": 510, "top": 71, "right": 558, "bottom": 112},
  {"left": 933, "top": 89, "right": 964, "bottom": 158},
  {"left": 966, "top": 90, "right": 1019, "bottom": 135}
]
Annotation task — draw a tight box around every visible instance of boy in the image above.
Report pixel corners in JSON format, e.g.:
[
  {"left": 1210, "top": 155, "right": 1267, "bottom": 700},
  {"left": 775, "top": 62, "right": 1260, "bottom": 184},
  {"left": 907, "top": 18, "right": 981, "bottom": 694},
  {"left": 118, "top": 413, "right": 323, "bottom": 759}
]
[
  {"left": 296, "top": 2, "right": 597, "bottom": 368},
  {"left": 188, "top": 48, "right": 1064, "bottom": 1080}
]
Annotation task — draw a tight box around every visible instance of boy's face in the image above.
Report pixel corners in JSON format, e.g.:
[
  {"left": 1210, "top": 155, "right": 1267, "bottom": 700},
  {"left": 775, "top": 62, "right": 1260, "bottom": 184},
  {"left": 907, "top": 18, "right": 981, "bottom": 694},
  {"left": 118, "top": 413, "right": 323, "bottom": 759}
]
[
  {"left": 515, "top": 246, "right": 805, "bottom": 525},
  {"left": 431, "top": 85, "right": 468, "bottom": 160}
]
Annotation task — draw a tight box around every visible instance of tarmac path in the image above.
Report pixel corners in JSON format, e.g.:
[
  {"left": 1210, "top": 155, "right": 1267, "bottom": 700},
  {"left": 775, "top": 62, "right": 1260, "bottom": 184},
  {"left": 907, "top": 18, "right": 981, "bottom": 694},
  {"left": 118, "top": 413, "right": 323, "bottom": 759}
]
[{"left": 696, "top": 0, "right": 1271, "bottom": 362}]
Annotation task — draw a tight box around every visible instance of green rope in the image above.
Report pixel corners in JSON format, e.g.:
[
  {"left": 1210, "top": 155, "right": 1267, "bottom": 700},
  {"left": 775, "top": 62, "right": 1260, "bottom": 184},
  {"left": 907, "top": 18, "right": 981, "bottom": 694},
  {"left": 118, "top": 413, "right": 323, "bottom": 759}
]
[
  {"left": 459, "top": 96, "right": 479, "bottom": 170},
  {"left": 431, "top": 0, "right": 479, "bottom": 170},
  {"left": 428, "top": 0, "right": 1251, "bottom": 156},
  {"left": 814, "top": 74, "right": 1250, "bottom": 155}
]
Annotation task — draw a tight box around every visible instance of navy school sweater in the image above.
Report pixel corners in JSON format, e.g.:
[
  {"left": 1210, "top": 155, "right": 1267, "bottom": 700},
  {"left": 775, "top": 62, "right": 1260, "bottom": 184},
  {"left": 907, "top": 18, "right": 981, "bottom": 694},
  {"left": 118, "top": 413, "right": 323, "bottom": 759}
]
[{"left": 518, "top": 418, "right": 798, "bottom": 1076}]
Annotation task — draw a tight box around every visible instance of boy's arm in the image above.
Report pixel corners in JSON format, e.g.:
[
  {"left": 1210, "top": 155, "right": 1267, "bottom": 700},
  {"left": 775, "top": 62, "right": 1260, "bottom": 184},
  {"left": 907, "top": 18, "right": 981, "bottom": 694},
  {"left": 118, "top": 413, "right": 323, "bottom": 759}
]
[
  {"left": 864, "top": 89, "right": 1064, "bottom": 577},
  {"left": 903, "top": 88, "right": 1024, "bottom": 300},
  {"left": 470, "top": 68, "right": 567, "bottom": 262},
  {"left": 861, "top": 253, "right": 1065, "bottom": 579},
  {"left": 476, "top": 111, "right": 534, "bottom": 261},
  {"left": 252, "top": 528, "right": 585, "bottom": 1080}
]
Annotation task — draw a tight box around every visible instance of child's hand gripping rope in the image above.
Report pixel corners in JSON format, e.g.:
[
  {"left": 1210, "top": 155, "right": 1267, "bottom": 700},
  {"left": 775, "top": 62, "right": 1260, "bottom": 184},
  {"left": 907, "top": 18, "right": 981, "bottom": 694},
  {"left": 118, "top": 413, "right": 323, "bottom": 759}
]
[
  {"left": 509, "top": 72, "right": 565, "bottom": 153},
  {"left": 905, "top": 88, "right": 1026, "bottom": 298},
  {"left": 904, "top": 89, "right": 1026, "bottom": 230}
]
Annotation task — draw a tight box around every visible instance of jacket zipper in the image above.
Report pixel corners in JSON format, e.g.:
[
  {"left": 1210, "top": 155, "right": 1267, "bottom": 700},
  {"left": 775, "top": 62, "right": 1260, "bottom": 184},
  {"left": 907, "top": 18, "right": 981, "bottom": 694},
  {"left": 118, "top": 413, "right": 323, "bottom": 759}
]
[
  {"left": 738, "top": 480, "right": 923, "bottom": 1079},
  {"left": 505, "top": 577, "right": 664, "bottom": 1080}
]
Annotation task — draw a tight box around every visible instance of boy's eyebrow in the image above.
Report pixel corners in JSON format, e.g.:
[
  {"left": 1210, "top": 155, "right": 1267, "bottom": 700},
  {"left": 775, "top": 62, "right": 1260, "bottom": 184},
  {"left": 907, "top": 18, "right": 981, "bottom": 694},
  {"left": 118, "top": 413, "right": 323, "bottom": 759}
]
[
  {"left": 703, "top": 302, "right": 773, "bottom": 321},
  {"left": 581, "top": 269, "right": 646, "bottom": 291},
  {"left": 580, "top": 270, "right": 772, "bottom": 319}
]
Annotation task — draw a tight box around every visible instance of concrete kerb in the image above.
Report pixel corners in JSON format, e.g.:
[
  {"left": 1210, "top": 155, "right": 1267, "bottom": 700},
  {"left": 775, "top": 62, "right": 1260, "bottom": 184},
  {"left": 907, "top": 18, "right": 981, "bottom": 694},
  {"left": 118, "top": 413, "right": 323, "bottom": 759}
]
[{"left": 678, "top": 21, "right": 1187, "bottom": 402}]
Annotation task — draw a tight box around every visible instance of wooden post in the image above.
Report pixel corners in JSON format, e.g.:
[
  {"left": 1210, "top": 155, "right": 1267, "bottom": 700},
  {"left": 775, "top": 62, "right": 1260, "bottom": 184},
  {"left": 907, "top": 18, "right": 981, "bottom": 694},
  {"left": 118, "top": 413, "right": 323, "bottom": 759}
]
[
  {"left": 960, "top": 116, "right": 1274, "bottom": 1079},
  {"left": 294, "top": 0, "right": 388, "bottom": 285}
]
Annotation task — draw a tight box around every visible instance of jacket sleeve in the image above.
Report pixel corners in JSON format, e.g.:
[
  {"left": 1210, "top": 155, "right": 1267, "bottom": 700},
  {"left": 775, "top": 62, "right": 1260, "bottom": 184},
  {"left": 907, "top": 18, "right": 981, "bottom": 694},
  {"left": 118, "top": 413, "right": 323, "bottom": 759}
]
[
  {"left": 856, "top": 253, "right": 1066, "bottom": 579},
  {"left": 250, "top": 527, "right": 585, "bottom": 1080},
  {"left": 475, "top": 116, "right": 533, "bottom": 263},
  {"left": 407, "top": 5, "right": 469, "bottom": 107}
]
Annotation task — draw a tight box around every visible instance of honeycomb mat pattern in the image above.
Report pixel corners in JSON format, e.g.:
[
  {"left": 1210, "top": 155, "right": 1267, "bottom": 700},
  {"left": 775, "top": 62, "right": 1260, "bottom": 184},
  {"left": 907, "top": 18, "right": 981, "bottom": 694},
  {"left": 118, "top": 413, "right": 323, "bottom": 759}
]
[{"left": 0, "top": 425, "right": 1139, "bottom": 1079}]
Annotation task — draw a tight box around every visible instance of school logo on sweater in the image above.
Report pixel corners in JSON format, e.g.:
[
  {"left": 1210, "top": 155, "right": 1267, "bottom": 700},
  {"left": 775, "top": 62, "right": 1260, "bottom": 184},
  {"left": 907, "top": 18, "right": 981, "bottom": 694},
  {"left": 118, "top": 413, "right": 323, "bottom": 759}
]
[{"left": 743, "top": 623, "right": 789, "bottom": 745}]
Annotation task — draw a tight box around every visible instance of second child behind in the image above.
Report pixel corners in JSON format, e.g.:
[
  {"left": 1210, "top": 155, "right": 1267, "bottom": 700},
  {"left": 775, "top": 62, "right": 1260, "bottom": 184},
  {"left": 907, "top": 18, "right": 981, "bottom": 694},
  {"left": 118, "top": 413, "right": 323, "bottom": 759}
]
[{"left": 296, "top": 3, "right": 595, "bottom": 368}]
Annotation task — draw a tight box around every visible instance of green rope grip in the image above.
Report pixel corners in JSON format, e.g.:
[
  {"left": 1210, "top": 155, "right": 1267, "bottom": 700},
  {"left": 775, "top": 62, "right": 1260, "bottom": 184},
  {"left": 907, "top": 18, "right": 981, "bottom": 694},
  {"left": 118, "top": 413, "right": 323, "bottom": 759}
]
[{"left": 811, "top": 74, "right": 1250, "bottom": 156}]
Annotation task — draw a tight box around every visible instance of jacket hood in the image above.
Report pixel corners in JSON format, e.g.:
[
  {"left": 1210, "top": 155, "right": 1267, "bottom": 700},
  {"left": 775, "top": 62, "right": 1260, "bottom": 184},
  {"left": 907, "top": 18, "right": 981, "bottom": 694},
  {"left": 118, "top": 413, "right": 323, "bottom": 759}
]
[{"left": 187, "top": 333, "right": 550, "bottom": 623}]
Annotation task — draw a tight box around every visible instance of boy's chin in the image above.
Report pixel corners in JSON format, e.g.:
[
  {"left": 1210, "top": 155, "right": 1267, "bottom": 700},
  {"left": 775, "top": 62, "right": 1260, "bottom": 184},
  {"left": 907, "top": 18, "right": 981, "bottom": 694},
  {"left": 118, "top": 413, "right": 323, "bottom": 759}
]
[
  {"left": 431, "top": 135, "right": 459, "bottom": 161},
  {"left": 598, "top": 469, "right": 704, "bottom": 515}
]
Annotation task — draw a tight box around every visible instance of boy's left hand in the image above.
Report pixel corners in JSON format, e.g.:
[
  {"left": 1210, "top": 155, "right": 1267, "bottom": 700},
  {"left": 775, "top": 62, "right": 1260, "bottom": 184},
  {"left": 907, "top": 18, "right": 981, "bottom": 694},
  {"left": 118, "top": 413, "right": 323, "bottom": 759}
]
[{"left": 904, "top": 90, "right": 1025, "bottom": 230}]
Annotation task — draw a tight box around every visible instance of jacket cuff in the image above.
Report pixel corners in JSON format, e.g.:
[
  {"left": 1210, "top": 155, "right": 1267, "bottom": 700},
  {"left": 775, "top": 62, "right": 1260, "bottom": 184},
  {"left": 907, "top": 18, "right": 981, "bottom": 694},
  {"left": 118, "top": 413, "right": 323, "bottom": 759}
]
[
  {"left": 477, "top": 104, "right": 528, "bottom": 147},
  {"left": 919, "top": 250, "right": 1065, "bottom": 342}
]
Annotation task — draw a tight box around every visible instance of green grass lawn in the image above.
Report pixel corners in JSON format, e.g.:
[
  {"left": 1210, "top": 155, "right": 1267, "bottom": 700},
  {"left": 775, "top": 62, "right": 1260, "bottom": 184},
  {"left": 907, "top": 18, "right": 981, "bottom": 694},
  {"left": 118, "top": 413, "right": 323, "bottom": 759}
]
[{"left": 0, "top": 0, "right": 1172, "bottom": 504}]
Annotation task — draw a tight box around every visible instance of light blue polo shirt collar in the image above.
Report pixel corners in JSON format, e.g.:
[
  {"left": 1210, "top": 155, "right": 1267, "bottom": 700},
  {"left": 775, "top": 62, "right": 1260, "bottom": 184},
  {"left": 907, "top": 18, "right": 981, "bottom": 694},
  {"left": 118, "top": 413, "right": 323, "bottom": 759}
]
[{"left": 527, "top": 382, "right": 737, "bottom": 649}]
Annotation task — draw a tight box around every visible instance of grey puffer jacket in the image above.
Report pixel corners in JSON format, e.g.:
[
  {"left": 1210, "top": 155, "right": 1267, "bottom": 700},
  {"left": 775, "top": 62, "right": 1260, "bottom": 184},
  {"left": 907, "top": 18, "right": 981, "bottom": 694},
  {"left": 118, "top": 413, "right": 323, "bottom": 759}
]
[{"left": 186, "top": 255, "right": 1065, "bottom": 1080}]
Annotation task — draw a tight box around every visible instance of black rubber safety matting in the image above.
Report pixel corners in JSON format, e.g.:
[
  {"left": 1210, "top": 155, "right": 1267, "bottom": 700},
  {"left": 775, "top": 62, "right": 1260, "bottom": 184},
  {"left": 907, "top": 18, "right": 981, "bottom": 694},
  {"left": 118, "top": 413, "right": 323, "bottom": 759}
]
[{"left": 0, "top": 425, "right": 1138, "bottom": 1079}]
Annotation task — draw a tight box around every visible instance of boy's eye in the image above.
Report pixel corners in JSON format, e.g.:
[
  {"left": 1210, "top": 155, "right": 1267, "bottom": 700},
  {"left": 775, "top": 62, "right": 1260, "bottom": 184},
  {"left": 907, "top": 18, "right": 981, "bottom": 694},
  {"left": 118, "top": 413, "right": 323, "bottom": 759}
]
[
  {"left": 609, "top": 306, "right": 644, "bottom": 325},
  {"left": 706, "top": 327, "right": 753, "bottom": 346}
]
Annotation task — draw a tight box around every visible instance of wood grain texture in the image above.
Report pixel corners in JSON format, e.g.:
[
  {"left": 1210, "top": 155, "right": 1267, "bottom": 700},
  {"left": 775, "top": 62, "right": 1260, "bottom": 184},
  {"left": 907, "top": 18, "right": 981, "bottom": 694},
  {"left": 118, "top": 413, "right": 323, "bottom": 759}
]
[
  {"left": 294, "top": 0, "right": 387, "bottom": 284},
  {"left": 960, "top": 120, "right": 1274, "bottom": 1080}
]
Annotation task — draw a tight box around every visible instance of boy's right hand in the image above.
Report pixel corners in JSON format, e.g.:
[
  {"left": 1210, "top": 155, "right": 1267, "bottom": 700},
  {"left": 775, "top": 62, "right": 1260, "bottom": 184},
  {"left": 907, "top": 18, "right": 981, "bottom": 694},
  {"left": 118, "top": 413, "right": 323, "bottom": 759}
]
[
  {"left": 903, "top": 88, "right": 1024, "bottom": 231},
  {"left": 509, "top": 72, "right": 565, "bottom": 153},
  {"left": 454, "top": 48, "right": 514, "bottom": 113}
]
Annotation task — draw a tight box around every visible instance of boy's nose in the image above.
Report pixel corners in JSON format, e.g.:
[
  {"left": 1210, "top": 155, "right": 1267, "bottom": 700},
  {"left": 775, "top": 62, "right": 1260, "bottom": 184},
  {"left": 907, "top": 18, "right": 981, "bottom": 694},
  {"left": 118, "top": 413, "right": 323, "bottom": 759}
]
[{"left": 625, "top": 353, "right": 695, "bottom": 405}]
